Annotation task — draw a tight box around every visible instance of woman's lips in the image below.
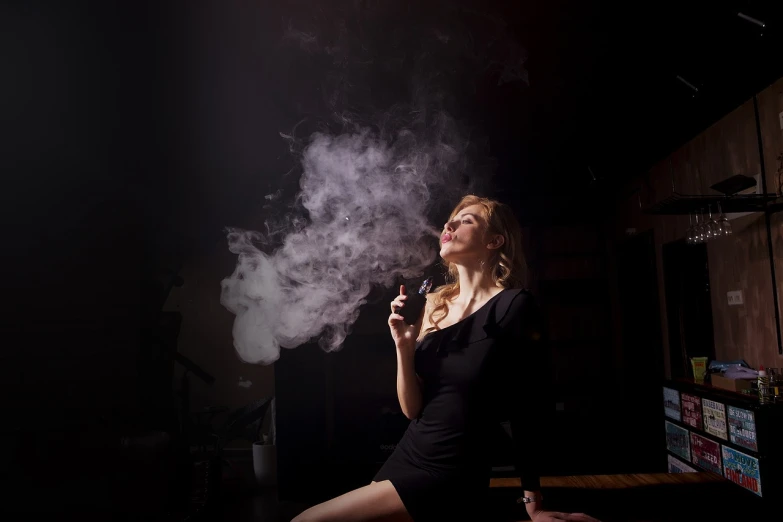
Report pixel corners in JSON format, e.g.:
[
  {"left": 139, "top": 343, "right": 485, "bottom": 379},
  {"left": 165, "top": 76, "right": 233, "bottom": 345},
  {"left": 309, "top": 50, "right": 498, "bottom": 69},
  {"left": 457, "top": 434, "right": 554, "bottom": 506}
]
[{"left": 441, "top": 234, "right": 452, "bottom": 244}]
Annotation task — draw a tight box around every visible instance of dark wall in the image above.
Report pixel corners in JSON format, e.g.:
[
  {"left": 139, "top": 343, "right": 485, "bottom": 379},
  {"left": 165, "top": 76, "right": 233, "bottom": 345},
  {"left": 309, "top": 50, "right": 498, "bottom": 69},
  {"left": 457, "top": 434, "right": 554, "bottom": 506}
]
[{"left": 2, "top": 1, "right": 176, "bottom": 516}]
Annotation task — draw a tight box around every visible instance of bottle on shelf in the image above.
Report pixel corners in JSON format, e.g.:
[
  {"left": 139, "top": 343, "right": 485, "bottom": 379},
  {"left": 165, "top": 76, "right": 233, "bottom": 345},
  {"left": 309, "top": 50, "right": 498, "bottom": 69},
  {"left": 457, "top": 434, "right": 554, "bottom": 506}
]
[{"left": 758, "top": 366, "right": 771, "bottom": 405}]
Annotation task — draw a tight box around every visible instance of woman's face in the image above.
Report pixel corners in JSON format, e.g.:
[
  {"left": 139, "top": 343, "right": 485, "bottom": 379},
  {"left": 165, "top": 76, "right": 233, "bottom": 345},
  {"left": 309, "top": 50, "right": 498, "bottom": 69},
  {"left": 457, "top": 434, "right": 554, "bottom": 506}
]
[{"left": 439, "top": 204, "right": 490, "bottom": 262}]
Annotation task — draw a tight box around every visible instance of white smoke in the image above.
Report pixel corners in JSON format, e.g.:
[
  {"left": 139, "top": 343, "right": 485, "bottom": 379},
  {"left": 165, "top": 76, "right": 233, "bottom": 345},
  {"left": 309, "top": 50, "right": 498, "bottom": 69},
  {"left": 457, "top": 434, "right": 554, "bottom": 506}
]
[
  {"left": 221, "top": 127, "right": 461, "bottom": 365},
  {"left": 220, "top": 1, "right": 527, "bottom": 365}
]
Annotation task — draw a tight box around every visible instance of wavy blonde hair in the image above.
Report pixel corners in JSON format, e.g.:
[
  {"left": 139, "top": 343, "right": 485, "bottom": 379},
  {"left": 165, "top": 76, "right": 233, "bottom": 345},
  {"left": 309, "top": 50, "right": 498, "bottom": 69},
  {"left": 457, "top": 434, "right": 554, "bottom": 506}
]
[{"left": 422, "top": 195, "right": 527, "bottom": 335}]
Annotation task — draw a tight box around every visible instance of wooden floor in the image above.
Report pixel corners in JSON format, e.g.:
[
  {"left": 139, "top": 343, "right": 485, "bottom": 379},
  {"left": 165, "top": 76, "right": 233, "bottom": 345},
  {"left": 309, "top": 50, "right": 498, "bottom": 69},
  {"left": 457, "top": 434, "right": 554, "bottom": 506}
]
[
  {"left": 490, "top": 471, "right": 726, "bottom": 489},
  {"left": 486, "top": 472, "right": 753, "bottom": 522},
  {"left": 220, "top": 471, "right": 765, "bottom": 522}
]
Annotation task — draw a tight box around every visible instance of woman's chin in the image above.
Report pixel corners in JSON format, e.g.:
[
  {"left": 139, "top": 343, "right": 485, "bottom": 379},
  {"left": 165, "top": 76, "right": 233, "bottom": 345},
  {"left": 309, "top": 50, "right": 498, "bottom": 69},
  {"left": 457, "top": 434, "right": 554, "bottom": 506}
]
[{"left": 439, "top": 248, "right": 458, "bottom": 263}]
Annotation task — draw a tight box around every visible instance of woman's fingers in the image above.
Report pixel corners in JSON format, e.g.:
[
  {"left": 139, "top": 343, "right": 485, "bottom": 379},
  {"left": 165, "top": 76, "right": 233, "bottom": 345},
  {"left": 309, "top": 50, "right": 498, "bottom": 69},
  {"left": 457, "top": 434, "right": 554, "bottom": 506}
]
[{"left": 391, "top": 295, "right": 408, "bottom": 312}]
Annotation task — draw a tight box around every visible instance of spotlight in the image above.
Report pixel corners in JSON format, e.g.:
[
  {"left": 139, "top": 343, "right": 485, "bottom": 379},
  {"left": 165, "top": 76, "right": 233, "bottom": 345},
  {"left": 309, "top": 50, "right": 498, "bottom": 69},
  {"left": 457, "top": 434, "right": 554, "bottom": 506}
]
[
  {"left": 676, "top": 75, "right": 699, "bottom": 97},
  {"left": 737, "top": 12, "right": 765, "bottom": 29},
  {"left": 737, "top": 12, "right": 765, "bottom": 36}
]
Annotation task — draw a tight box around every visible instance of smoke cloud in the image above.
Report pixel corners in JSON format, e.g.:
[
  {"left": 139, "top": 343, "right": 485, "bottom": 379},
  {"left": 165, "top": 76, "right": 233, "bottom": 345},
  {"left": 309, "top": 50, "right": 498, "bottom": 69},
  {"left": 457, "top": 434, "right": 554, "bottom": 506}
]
[{"left": 221, "top": 1, "right": 527, "bottom": 364}]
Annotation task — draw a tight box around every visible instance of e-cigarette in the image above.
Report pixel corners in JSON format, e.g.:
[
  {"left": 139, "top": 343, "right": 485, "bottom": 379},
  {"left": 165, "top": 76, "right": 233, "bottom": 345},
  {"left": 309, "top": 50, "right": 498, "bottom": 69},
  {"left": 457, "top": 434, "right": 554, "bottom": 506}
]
[{"left": 400, "top": 277, "right": 433, "bottom": 326}]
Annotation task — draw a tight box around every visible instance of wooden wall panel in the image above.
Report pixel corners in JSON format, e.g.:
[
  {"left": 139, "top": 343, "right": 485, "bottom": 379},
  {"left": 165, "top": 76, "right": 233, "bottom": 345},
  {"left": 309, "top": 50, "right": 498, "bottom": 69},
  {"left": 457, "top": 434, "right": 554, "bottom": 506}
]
[
  {"left": 609, "top": 77, "right": 783, "bottom": 377},
  {"left": 707, "top": 213, "right": 777, "bottom": 367},
  {"left": 769, "top": 211, "right": 783, "bottom": 368},
  {"left": 678, "top": 100, "right": 760, "bottom": 195},
  {"left": 757, "top": 77, "right": 783, "bottom": 194},
  {"left": 760, "top": 77, "right": 783, "bottom": 368}
]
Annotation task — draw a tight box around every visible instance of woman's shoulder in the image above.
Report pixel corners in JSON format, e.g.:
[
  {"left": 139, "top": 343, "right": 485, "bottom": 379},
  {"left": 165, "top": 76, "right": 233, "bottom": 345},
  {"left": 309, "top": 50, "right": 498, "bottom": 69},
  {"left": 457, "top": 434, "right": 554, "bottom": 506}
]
[
  {"left": 495, "top": 287, "right": 540, "bottom": 323},
  {"left": 498, "top": 286, "right": 536, "bottom": 304}
]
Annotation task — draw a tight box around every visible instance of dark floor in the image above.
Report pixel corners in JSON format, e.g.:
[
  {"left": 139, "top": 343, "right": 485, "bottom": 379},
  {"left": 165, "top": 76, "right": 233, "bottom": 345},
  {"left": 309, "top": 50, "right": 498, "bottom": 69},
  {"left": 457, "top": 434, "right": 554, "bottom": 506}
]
[
  {"left": 218, "top": 479, "right": 762, "bottom": 522},
  {"left": 213, "top": 456, "right": 766, "bottom": 522},
  {"left": 1, "top": 447, "right": 769, "bottom": 522},
  {"left": 221, "top": 487, "right": 307, "bottom": 522}
]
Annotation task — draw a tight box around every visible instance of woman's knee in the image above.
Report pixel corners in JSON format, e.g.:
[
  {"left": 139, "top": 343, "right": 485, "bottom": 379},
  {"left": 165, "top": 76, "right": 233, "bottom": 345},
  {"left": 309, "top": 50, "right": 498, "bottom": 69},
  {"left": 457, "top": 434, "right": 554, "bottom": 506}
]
[
  {"left": 290, "top": 508, "right": 316, "bottom": 522},
  {"left": 287, "top": 481, "right": 409, "bottom": 522}
]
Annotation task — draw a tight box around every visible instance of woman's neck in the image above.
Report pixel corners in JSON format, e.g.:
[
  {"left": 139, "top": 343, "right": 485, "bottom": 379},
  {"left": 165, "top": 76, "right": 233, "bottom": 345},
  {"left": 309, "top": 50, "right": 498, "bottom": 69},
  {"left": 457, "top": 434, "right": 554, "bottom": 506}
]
[{"left": 454, "top": 266, "right": 500, "bottom": 306}]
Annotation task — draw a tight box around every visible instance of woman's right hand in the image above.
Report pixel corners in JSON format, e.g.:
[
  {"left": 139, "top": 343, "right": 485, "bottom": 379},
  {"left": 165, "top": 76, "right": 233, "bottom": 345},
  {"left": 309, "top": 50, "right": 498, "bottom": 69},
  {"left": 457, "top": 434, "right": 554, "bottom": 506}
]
[{"left": 388, "top": 285, "right": 421, "bottom": 351}]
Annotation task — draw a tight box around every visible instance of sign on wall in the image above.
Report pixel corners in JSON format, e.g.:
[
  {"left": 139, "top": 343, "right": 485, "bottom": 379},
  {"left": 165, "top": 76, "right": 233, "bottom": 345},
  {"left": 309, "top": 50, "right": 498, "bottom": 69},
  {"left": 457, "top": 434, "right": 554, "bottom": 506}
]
[
  {"left": 680, "top": 393, "right": 702, "bottom": 429},
  {"left": 727, "top": 405, "right": 757, "bottom": 452},
  {"left": 690, "top": 432, "right": 722, "bottom": 474},
  {"left": 702, "top": 398, "right": 727, "bottom": 440},
  {"left": 668, "top": 454, "right": 697, "bottom": 474},
  {"left": 663, "top": 387, "right": 681, "bottom": 421},
  {"left": 722, "top": 446, "right": 762, "bottom": 497},
  {"left": 665, "top": 420, "right": 690, "bottom": 461}
]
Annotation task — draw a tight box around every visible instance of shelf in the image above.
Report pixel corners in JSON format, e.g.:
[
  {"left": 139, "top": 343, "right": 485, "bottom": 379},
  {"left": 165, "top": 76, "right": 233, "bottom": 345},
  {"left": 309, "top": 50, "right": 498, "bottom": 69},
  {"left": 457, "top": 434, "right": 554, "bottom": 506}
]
[{"left": 642, "top": 193, "right": 781, "bottom": 215}]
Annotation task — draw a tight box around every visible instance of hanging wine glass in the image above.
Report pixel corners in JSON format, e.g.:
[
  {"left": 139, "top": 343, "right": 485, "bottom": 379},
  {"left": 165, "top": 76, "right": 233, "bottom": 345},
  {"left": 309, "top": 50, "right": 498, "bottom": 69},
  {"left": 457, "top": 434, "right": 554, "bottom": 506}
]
[
  {"left": 714, "top": 202, "right": 725, "bottom": 236},
  {"left": 686, "top": 213, "right": 695, "bottom": 244},
  {"left": 703, "top": 206, "right": 714, "bottom": 241},
  {"left": 707, "top": 204, "right": 721, "bottom": 239},
  {"left": 704, "top": 205, "right": 720, "bottom": 239},
  {"left": 698, "top": 208, "right": 709, "bottom": 242},
  {"left": 693, "top": 212, "right": 703, "bottom": 243},
  {"left": 717, "top": 201, "right": 732, "bottom": 236}
]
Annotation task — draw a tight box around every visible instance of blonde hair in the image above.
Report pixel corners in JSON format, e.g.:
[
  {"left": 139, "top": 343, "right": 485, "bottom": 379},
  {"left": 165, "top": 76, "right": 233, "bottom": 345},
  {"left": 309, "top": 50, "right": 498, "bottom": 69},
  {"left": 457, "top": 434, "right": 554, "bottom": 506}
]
[{"left": 422, "top": 194, "right": 527, "bottom": 335}]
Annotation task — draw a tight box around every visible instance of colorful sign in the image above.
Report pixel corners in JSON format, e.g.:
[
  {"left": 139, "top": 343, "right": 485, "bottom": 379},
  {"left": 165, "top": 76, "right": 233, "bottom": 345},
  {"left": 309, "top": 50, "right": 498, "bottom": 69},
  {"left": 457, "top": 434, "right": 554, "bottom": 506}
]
[
  {"left": 722, "top": 446, "right": 762, "bottom": 497},
  {"left": 689, "top": 432, "right": 722, "bottom": 474},
  {"left": 668, "top": 454, "right": 697, "bottom": 473},
  {"left": 702, "top": 398, "right": 727, "bottom": 440},
  {"left": 663, "top": 387, "right": 681, "bottom": 421},
  {"left": 665, "top": 420, "right": 690, "bottom": 460},
  {"left": 680, "top": 393, "right": 702, "bottom": 429},
  {"left": 727, "top": 405, "right": 757, "bottom": 452}
]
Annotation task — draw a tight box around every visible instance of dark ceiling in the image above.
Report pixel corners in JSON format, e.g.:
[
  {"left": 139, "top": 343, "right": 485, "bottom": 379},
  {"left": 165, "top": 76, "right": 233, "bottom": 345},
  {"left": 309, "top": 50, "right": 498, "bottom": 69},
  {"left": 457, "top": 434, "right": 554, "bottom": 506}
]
[
  {"left": 5, "top": 1, "right": 783, "bottom": 302},
  {"left": 507, "top": 1, "right": 783, "bottom": 202}
]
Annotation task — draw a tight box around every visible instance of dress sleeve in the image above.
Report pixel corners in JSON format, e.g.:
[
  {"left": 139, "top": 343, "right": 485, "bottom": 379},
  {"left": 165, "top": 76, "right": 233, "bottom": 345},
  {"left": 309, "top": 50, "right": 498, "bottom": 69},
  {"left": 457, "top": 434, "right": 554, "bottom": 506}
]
[{"left": 500, "top": 291, "right": 552, "bottom": 492}]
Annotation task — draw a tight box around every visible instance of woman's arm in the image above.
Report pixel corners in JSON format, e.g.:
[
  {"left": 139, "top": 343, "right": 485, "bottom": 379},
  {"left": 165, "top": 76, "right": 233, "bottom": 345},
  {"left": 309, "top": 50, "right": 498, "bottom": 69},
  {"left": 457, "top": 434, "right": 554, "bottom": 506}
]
[
  {"left": 392, "top": 292, "right": 433, "bottom": 419},
  {"left": 505, "top": 292, "right": 553, "bottom": 517},
  {"left": 396, "top": 347, "right": 422, "bottom": 419}
]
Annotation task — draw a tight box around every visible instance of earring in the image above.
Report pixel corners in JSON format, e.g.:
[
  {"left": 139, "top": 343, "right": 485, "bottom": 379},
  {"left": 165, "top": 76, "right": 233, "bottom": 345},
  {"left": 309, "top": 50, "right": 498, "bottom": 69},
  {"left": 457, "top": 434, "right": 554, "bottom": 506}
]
[{"left": 480, "top": 260, "right": 485, "bottom": 269}]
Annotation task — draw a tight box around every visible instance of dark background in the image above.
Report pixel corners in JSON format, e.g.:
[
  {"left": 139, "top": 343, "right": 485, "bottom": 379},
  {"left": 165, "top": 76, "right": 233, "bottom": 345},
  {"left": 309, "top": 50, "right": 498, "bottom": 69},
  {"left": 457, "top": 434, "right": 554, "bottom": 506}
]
[{"left": 3, "top": 0, "right": 783, "bottom": 518}]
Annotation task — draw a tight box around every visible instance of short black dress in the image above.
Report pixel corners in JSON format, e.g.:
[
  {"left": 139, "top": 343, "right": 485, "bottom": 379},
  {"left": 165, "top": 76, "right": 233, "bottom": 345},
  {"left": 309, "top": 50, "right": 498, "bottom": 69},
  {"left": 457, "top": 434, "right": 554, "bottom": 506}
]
[{"left": 373, "top": 288, "right": 551, "bottom": 521}]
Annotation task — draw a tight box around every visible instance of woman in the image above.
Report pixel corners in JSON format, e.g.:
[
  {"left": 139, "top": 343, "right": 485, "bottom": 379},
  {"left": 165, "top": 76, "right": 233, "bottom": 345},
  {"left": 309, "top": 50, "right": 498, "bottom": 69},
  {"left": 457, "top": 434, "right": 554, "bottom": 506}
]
[{"left": 292, "top": 195, "right": 598, "bottom": 522}]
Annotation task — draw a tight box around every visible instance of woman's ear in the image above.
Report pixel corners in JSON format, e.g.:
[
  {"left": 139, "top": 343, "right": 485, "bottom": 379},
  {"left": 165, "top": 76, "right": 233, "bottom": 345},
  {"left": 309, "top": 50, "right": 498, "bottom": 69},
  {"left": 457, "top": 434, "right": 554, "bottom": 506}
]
[{"left": 486, "top": 234, "right": 505, "bottom": 250}]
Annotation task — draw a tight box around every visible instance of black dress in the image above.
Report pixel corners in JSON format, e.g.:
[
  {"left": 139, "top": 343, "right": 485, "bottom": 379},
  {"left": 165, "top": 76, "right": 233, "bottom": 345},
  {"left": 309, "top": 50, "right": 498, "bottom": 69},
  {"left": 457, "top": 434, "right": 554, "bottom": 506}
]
[{"left": 373, "top": 288, "right": 551, "bottom": 521}]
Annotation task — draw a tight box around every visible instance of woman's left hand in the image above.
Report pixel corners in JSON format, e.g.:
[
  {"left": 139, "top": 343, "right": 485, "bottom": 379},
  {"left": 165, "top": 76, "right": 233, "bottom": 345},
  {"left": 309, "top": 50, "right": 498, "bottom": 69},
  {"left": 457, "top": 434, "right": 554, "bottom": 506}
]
[{"left": 529, "top": 511, "right": 602, "bottom": 522}]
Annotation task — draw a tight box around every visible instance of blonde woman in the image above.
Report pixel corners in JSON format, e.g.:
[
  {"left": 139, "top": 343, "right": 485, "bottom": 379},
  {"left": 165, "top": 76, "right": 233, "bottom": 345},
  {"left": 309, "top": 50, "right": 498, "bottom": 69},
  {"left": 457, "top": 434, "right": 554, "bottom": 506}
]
[{"left": 293, "top": 196, "right": 599, "bottom": 522}]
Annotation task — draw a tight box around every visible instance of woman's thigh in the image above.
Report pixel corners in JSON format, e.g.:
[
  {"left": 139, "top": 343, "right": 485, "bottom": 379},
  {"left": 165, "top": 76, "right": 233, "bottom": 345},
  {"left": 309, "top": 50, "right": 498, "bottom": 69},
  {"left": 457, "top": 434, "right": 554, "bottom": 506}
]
[{"left": 291, "top": 480, "right": 412, "bottom": 522}]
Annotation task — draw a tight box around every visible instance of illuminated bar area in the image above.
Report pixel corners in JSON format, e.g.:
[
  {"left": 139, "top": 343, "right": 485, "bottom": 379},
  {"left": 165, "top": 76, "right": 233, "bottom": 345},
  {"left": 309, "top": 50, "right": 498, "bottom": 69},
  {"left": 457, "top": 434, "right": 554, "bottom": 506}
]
[
  {"left": 611, "top": 73, "right": 783, "bottom": 516},
  {"left": 662, "top": 378, "right": 783, "bottom": 504}
]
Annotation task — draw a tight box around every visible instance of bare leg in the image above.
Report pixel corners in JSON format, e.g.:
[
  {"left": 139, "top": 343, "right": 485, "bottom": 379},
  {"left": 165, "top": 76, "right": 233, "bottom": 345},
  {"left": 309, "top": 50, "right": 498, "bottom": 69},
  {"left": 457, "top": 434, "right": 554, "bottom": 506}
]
[{"left": 290, "top": 480, "right": 412, "bottom": 522}]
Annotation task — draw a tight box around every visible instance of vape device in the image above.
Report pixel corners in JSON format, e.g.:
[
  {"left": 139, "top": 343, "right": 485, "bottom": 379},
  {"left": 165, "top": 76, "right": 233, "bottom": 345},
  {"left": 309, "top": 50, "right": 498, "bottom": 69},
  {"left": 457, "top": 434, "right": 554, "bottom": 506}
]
[{"left": 400, "top": 277, "right": 433, "bottom": 325}]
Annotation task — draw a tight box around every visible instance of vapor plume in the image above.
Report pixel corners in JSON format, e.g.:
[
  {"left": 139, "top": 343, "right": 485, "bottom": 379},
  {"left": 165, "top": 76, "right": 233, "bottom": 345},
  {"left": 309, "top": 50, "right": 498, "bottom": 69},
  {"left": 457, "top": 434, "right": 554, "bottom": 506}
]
[{"left": 221, "top": 1, "right": 527, "bottom": 364}]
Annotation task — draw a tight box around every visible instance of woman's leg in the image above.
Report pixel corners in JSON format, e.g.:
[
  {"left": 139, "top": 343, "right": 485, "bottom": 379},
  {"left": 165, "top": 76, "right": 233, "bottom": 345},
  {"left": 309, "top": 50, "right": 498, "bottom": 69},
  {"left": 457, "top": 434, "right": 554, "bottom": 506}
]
[{"left": 290, "top": 480, "right": 413, "bottom": 522}]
